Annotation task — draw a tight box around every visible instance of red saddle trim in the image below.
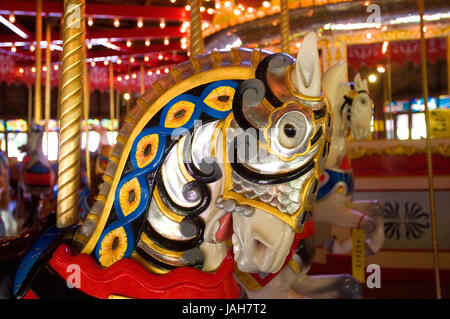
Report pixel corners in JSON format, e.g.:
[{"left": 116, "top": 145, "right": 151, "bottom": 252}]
[{"left": 48, "top": 244, "right": 241, "bottom": 299}]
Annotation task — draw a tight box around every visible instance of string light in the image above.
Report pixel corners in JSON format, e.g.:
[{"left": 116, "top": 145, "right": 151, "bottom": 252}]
[
  {"left": 382, "top": 40, "right": 389, "bottom": 54},
  {"left": 87, "top": 41, "right": 93, "bottom": 49},
  {"left": 224, "top": 1, "right": 231, "bottom": 8},
  {"left": 114, "top": 18, "right": 120, "bottom": 28},
  {"left": 137, "top": 18, "right": 143, "bottom": 28},
  {"left": 156, "top": 70, "right": 161, "bottom": 75},
  {"left": 116, "top": 58, "right": 122, "bottom": 65},
  {"left": 9, "top": 14, "right": 15, "bottom": 23},
  {"left": 234, "top": 9, "right": 241, "bottom": 16},
  {"left": 144, "top": 56, "right": 149, "bottom": 62},
  {"left": 130, "top": 57, "right": 135, "bottom": 63},
  {"left": 158, "top": 54, "right": 163, "bottom": 60},
  {"left": 164, "top": 37, "right": 169, "bottom": 45},
  {"left": 132, "top": 73, "right": 137, "bottom": 79},
  {"left": 164, "top": 68, "right": 169, "bottom": 73},
  {"left": 200, "top": 6, "right": 205, "bottom": 12},
  {"left": 247, "top": 7, "right": 254, "bottom": 13},
  {"left": 104, "top": 60, "right": 109, "bottom": 66},
  {"left": 368, "top": 74, "right": 377, "bottom": 83},
  {"left": 147, "top": 70, "right": 153, "bottom": 76},
  {"left": 145, "top": 39, "right": 150, "bottom": 46},
  {"left": 117, "top": 76, "right": 122, "bottom": 82},
  {"left": 262, "top": 1, "right": 270, "bottom": 8},
  {"left": 49, "top": 44, "right": 54, "bottom": 51},
  {"left": 181, "top": 43, "right": 187, "bottom": 49},
  {"left": 160, "top": 19, "right": 166, "bottom": 29},
  {"left": 43, "top": 66, "right": 47, "bottom": 72},
  {"left": 30, "top": 44, "right": 35, "bottom": 52},
  {"left": 18, "top": 67, "right": 24, "bottom": 74},
  {"left": 123, "top": 92, "right": 131, "bottom": 101},
  {"left": 91, "top": 61, "right": 96, "bottom": 67},
  {"left": 215, "top": 3, "right": 221, "bottom": 9},
  {"left": 364, "top": 1, "right": 370, "bottom": 6},
  {"left": 207, "top": 8, "right": 214, "bottom": 15},
  {"left": 185, "top": 5, "right": 191, "bottom": 11},
  {"left": 376, "top": 65, "right": 385, "bottom": 73},
  {"left": 126, "top": 40, "right": 132, "bottom": 47},
  {"left": 170, "top": 0, "right": 176, "bottom": 3},
  {"left": 31, "top": 67, "right": 36, "bottom": 73},
  {"left": 11, "top": 45, "right": 16, "bottom": 52},
  {"left": 366, "top": 32, "right": 372, "bottom": 39},
  {"left": 53, "top": 64, "right": 59, "bottom": 70},
  {"left": 125, "top": 74, "right": 130, "bottom": 80},
  {"left": 87, "top": 17, "right": 93, "bottom": 26}
]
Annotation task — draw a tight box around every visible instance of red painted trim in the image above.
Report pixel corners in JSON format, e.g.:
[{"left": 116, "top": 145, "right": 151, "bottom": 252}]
[{"left": 48, "top": 244, "right": 241, "bottom": 299}]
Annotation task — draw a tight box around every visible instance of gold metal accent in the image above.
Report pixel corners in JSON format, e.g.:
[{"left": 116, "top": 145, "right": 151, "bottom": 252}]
[
  {"left": 280, "top": 0, "right": 290, "bottom": 54},
  {"left": 80, "top": 66, "right": 255, "bottom": 254},
  {"left": 169, "top": 68, "right": 182, "bottom": 83},
  {"left": 190, "top": 57, "right": 201, "bottom": 74},
  {"left": 140, "top": 233, "right": 184, "bottom": 259},
  {"left": 152, "top": 81, "right": 164, "bottom": 95},
  {"left": 131, "top": 251, "right": 170, "bottom": 275},
  {"left": 27, "top": 84, "right": 32, "bottom": 132},
  {"left": 34, "top": 0, "right": 43, "bottom": 124},
  {"left": 108, "top": 294, "right": 132, "bottom": 299},
  {"left": 57, "top": 0, "right": 85, "bottom": 228},
  {"left": 288, "top": 258, "right": 301, "bottom": 274},
  {"left": 82, "top": 11, "right": 91, "bottom": 188},
  {"left": 234, "top": 267, "right": 261, "bottom": 291},
  {"left": 418, "top": 0, "right": 441, "bottom": 299},
  {"left": 231, "top": 47, "right": 241, "bottom": 66},
  {"left": 211, "top": 50, "right": 221, "bottom": 68},
  {"left": 153, "top": 187, "right": 184, "bottom": 223},
  {"left": 347, "top": 143, "right": 450, "bottom": 159},
  {"left": 251, "top": 49, "right": 261, "bottom": 70},
  {"left": 189, "top": 0, "right": 204, "bottom": 57}
]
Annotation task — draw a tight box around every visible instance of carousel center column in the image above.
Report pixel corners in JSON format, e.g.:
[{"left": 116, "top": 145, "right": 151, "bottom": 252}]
[{"left": 57, "top": 0, "right": 85, "bottom": 228}]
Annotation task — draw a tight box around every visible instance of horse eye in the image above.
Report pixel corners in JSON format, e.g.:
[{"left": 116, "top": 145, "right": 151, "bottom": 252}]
[{"left": 283, "top": 124, "right": 296, "bottom": 138}]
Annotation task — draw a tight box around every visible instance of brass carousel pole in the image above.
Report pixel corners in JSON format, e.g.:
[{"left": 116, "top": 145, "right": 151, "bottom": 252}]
[
  {"left": 27, "top": 85, "right": 33, "bottom": 132},
  {"left": 280, "top": 0, "right": 290, "bottom": 54},
  {"left": 81, "top": 0, "right": 91, "bottom": 188},
  {"left": 44, "top": 21, "right": 52, "bottom": 157},
  {"left": 57, "top": 0, "right": 85, "bottom": 228},
  {"left": 34, "top": 0, "right": 43, "bottom": 124},
  {"left": 189, "top": 0, "right": 204, "bottom": 56},
  {"left": 418, "top": 0, "right": 441, "bottom": 299}
]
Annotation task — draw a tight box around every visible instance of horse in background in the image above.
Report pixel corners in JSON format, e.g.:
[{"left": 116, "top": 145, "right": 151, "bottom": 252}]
[
  {"left": 0, "top": 140, "right": 18, "bottom": 237},
  {"left": 314, "top": 73, "right": 385, "bottom": 256},
  {"left": 15, "top": 123, "right": 55, "bottom": 228}
]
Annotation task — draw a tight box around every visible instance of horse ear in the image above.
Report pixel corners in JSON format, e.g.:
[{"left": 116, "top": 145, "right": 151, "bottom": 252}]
[
  {"left": 362, "top": 78, "right": 369, "bottom": 92},
  {"left": 354, "top": 73, "right": 363, "bottom": 91},
  {"left": 294, "top": 32, "right": 321, "bottom": 97},
  {"left": 322, "top": 62, "right": 347, "bottom": 109}
]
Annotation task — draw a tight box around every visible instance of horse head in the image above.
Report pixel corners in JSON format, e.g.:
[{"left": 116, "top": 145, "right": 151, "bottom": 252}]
[{"left": 229, "top": 33, "right": 346, "bottom": 274}]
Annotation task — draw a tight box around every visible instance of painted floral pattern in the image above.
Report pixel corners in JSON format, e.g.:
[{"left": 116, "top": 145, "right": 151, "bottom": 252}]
[{"left": 384, "top": 201, "right": 430, "bottom": 240}]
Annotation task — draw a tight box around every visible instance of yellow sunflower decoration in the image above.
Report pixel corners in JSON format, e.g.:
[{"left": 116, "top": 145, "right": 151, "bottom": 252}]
[
  {"left": 99, "top": 227, "right": 128, "bottom": 267},
  {"left": 119, "top": 177, "right": 141, "bottom": 216},
  {"left": 203, "top": 86, "right": 235, "bottom": 112},
  {"left": 164, "top": 100, "right": 195, "bottom": 128},
  {"left": 136, "top": 134, "right": 159, "bottom": 168}
]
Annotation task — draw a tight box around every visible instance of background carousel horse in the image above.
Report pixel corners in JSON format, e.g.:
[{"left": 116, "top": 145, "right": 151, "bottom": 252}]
[
  {"left": 313, "top": 73, "right": 385, "bottom": 256},
  {"left": 14, "top": 33, "right": 357, "bottom": 299},
  {"left": 15, "top": 123, "right": 55, "bottom": 228},
  {"left": 0, "top": 141, "right": 18, "bottom": 237}
]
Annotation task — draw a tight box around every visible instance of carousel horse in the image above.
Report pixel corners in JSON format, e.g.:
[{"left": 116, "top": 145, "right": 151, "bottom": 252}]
[
  {"left": 0, "top": 142, "right": 18, "bottom": 237},
  {"left": 14, "top": 32, "right": 356, "bottom": 299},
  {"left": 15, "top": 123, "right": 55, "bottom": 227},
  {"left": 313, "top": 73, "right": 385, "bottom": 256}
]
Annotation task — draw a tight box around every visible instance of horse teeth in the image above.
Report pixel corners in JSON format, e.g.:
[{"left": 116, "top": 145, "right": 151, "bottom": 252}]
[
  {"left": 260, "top": 192, "right": 273, "bottom": 203},
  {"left": 245, "top": 190, "right": 257, "bottom": 199},
  {"left": 277, "top": 193, "right": 290, "bottom": 206}
]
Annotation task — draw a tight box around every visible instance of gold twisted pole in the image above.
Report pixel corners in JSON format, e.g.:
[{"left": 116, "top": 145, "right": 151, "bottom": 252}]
[
  {"left": 34, "top": 0, "right": 43, "bottom": 124},
  {"left": 140, "top": 61, "right": 145, "bottom": 95},
  {"left": 45, "top": 21, "right": 52, "bottom": 157},
  {"left": 109, "top": 62, "right": 115, "bottom": 121},
  {"left": 189, "top": 0, "right": 204, "bottom": 57},
  {"left": 280, "top": 0, "right": 290, "bottom": 54},
  {"left": 82, "top": 8, "right": 91, "bottom": 189},
  {"left": 57, "top": 0, "right": 85, "bottom": 228},
  {"left": 418, "top": 0, "right": 441, "bottom": 299}
]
